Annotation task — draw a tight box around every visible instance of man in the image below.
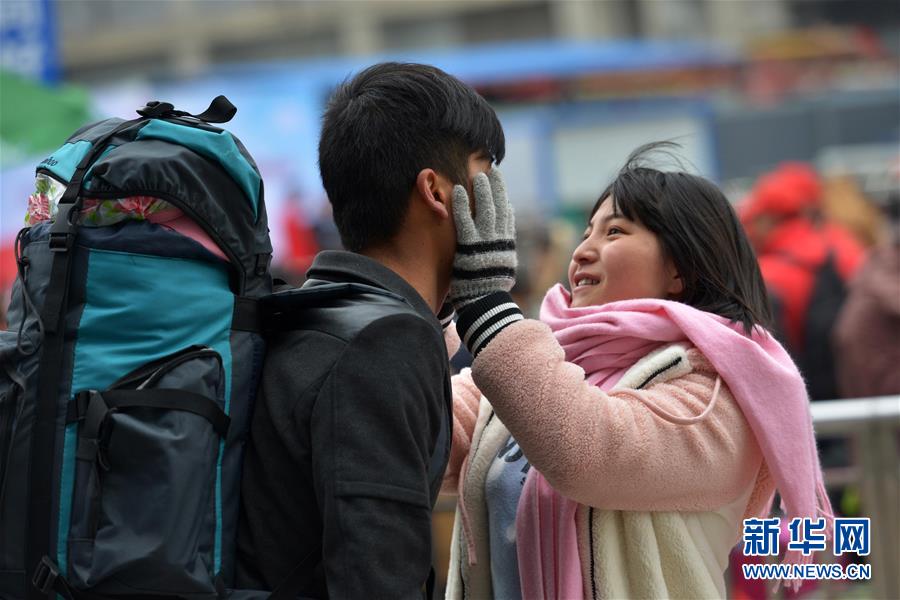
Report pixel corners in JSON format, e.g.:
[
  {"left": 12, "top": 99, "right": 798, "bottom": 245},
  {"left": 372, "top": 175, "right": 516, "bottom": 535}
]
[{"left": 236, "top": 62, "right": 505, "bottom": 598}]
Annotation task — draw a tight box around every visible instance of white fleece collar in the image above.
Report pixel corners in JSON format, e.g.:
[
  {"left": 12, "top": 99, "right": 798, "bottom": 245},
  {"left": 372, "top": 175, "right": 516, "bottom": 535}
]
[{"left": 613, "top": 343, "right": 692, "bottom": 390}]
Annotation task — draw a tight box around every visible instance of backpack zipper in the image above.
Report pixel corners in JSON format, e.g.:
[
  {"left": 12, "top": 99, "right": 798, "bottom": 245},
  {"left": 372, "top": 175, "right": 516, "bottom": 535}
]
[
  {"left": 75, "top": 188, "right": 245, "bottom": 282},
  {"left": 35, "top": 129, "right": 260, "bottom": 295},
  {"left": 108, "top": 346, "right": 222, "bottom": 391}
]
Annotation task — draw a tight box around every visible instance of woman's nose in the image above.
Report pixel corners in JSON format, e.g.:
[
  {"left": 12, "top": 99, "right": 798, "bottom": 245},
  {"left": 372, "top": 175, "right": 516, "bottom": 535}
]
[{"left": 572, "top": 240, "right": 597, "bottom": 264}]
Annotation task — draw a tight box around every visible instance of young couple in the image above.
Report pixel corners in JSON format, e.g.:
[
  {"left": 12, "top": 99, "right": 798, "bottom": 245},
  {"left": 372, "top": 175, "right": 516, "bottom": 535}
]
[{"left": 236, "top": 62, "right": 831, "bottom": 599}]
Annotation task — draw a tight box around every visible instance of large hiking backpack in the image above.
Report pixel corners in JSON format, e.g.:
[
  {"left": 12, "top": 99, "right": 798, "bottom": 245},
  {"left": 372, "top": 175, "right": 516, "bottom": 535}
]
[{"left": 0, "top": 97, "right": 272, "bottom": 599}]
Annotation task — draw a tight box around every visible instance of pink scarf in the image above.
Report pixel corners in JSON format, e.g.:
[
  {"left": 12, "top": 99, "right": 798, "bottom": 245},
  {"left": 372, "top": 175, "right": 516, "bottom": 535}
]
[{"left": 516, "top": 284, "right": 832, "bottom": 599}]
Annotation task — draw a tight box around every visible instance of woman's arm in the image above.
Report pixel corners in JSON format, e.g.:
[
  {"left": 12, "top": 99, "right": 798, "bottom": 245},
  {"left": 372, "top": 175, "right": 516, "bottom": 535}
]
[{"left": 471, "top": 320, "right": 763, "bottom": 512}]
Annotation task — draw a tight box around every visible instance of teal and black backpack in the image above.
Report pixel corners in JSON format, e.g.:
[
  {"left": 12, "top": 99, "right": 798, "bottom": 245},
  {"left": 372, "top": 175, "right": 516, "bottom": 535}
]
[{"left": 0, "top": 97, "right": 272, "bottom": 599}]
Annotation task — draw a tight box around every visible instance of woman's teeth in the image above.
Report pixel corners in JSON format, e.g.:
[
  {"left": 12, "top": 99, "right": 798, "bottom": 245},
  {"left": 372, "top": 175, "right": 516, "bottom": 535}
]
[{"left": 577, "top": 278, "right": 599, "bottom": 287}]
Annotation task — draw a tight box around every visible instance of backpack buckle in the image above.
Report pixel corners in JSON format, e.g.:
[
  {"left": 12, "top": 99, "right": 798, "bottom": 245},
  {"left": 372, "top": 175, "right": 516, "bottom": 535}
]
[
  {"left": 137, "top": 100, "right": 176, "bottom": 119},
  {"left": 48, "top": 232, "right": 74, "bottom": 252},
  {"left": 49, "top": 202, "right": 77, "bottom": 253},
  {"left": 254, "top": 253, "right": 272, "bottom": 277},
  {"left": 31, "top": 556, "right": 60, "bottom": 594},
  {"left": 76, "top": 391, "right": 111, "bottom": 466}
]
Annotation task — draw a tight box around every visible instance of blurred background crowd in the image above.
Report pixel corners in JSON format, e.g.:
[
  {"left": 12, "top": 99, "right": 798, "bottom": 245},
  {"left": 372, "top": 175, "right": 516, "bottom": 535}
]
[{"left": 1, "top": 1, "right": 898, "bottom": 598}]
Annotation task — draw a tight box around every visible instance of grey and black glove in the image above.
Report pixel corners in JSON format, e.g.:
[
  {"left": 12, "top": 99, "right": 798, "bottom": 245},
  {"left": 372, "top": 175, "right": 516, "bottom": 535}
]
[
  {"left": 450, "top": 168, "right": 523, "bottom": 357},
  {"left": 449, "top": 169, "right": 517, "bottom": 307}
]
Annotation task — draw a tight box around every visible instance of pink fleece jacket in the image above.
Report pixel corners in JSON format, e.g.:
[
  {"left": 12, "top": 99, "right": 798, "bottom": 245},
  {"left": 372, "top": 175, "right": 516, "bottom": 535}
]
[
  {"left": 445, "top": 340, "right": 772, "bottom": 599},
  {"left": 445, "top": 286, "right": 830, "bottom": 598}
]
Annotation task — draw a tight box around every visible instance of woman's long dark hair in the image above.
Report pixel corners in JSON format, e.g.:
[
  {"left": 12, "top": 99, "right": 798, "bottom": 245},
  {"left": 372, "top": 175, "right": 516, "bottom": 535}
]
[{"left": 591, "top": 142, "right": 773, "bottom": 333}]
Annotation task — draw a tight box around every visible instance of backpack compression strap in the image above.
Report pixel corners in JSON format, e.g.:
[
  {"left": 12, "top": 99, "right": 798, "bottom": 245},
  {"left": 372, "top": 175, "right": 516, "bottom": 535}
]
[{"left": 25, "top": 118, "right": 144, "bottom": 600}]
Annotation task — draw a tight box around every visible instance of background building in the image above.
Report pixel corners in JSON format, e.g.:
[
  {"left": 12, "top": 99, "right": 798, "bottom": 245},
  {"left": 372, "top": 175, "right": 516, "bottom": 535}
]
[{"left": 3, "top": 0, "right": 898, "bottom": 273}]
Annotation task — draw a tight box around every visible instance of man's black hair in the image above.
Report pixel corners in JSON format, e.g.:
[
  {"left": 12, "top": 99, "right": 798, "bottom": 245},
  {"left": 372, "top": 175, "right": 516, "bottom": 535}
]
[{"left": 318, "top": 62, "right": 505, "bottom": 252}]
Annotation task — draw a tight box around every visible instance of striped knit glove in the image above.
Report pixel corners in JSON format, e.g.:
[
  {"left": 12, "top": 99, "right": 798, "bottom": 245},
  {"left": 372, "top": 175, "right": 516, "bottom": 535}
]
[{"left": 450, "top": 168, "right": 524, "bottom": 357}]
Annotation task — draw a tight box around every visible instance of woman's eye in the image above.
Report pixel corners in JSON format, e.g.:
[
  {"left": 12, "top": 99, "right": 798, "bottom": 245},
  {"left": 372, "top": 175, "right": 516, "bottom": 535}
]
[{"left": 607, "top": 227, "right": 623, "bottom": 236}]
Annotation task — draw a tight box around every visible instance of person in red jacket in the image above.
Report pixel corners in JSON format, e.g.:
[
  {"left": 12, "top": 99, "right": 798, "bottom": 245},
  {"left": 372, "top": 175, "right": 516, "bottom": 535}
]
[{"left": 740, "top": 163, "right": 865, "bottom": 401}]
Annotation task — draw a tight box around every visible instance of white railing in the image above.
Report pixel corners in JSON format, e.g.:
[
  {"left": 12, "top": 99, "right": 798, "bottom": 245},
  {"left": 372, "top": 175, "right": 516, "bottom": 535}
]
[
  {"left": 810, "top": 395, "right": 900, "bottom": 600},
  {"left": 432, "top": 396, "right": 900, "bottom": 598}
]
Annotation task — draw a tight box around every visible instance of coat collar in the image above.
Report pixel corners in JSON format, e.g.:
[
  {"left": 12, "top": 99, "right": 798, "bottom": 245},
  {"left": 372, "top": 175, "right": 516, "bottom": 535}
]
[
  {"left": 306, "top": 250, "right": 440, "bottom": 330},
  {"left": 613, "top": 343, "right": 693, "bottom": 390}
]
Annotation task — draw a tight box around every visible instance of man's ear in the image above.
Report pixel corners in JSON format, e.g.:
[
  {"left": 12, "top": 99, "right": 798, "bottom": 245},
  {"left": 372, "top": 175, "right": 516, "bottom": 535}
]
[{"left": 415, "top": 168, "right": 451, "bottom": 220}]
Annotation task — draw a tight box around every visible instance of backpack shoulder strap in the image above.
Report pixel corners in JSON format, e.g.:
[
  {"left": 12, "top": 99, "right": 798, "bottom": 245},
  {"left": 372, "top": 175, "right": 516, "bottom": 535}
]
[{"left": 259, "top": 279, "right": 416, "bottom": 334}]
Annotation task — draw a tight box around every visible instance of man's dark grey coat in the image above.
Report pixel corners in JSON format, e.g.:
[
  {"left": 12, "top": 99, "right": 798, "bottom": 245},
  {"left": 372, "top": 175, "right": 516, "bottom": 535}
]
[{"left": 237, "top": 251, "right": 452, "bottom": 599}]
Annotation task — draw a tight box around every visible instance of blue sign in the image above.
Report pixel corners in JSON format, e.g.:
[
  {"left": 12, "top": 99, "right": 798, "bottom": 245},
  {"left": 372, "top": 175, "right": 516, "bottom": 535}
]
[{"left": 0, "top": 0, "right": 59, "bottom": 83}]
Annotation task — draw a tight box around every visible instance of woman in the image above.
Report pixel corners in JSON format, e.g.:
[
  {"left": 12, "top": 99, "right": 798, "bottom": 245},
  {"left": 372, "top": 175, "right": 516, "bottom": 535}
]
[{"left": 443, "top": 143, "right": 832, "bottom": 599}]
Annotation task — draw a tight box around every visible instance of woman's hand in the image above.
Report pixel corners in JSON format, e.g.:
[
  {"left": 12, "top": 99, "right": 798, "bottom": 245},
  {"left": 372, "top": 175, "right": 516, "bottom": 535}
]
[{"left": 448, "top": 168, "right": 517, "bottom": 310}]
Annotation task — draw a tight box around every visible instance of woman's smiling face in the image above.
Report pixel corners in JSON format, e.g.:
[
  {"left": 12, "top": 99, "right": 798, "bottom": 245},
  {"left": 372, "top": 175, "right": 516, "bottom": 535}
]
[{"left": 567, "top": 196, "right": 682, "bottom": 308}]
